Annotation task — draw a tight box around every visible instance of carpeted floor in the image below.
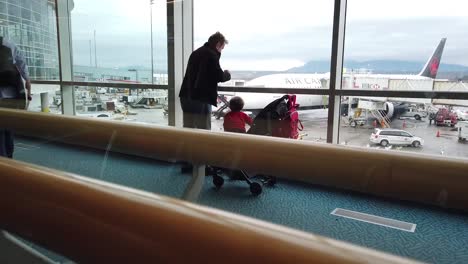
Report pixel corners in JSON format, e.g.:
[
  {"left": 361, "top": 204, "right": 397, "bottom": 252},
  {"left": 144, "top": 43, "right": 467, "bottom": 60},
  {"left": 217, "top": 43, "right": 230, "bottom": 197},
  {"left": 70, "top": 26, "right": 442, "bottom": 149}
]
[{"left": 12, "top": 136, "right": 468, "bottom": 264}]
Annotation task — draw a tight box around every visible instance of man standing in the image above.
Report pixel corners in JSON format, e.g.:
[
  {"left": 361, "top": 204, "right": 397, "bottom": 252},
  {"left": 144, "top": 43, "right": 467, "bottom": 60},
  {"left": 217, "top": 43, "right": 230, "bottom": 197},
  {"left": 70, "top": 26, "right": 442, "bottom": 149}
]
[
  {"left": 179, "top": 31, "right": 231, "bottom": 130},
  {"left": 178, "top": 32, "right": 231, "bottom": 174},
  {"left": 0, "top": 36, "right": 32, "bottom": 158}
]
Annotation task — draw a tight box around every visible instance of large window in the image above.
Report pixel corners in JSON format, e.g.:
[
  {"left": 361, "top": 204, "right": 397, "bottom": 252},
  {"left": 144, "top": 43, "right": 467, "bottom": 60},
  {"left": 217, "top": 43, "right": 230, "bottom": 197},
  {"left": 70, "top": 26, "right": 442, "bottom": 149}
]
[
  {"left": 71, "top": 0, "right": 167, "bottom": 84},
  {"left": 68, "top": 0, "right": 168, "bottom": 124},
  {"left": 338, "top": 94, "right": 468, "bottom": 159},
  {"left": 4, "top": 2, "right": 468, "bottom": 263},
  {"left": 344, "top": 0, "right": 468, "bottom": 89},
  {"left": 337, "top": 0, "right": 468, "bottom": 159},
  {"left": 195, "top": 0, "right": 334, "bottom": 136}
]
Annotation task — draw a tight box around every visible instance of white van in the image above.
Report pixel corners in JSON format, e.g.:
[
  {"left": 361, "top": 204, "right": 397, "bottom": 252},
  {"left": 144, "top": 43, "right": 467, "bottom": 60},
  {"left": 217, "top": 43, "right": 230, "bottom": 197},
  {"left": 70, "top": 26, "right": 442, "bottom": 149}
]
[
  {"left": 458, "top": 121, "right": 468, "bottom": 142},
  {"left": 370, "top": 128, "right": 424, "bottom": 147}
]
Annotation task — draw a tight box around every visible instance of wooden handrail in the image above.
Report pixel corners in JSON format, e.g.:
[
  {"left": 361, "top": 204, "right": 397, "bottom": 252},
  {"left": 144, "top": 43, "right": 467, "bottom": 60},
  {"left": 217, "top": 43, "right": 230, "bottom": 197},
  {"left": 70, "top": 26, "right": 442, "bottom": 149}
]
[
  {"left": 1, "top": 108, "right": 468, "bottom": 212},
  {"left": 0, "top": 158, "right": 421, "bottom": 263}
]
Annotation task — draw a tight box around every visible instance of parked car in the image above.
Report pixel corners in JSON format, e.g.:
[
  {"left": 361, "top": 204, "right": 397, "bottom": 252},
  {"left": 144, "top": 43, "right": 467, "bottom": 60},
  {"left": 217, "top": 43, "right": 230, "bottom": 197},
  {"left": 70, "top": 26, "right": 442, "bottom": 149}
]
[
  {"left": 435, "top": 108, "right": 458, "bottom": 126},
  {"left": 370, "top": 128, "right": 424, "bottom": 147},
  {"left": 398, "top": 108, "right": 428, "bottom": 120}
]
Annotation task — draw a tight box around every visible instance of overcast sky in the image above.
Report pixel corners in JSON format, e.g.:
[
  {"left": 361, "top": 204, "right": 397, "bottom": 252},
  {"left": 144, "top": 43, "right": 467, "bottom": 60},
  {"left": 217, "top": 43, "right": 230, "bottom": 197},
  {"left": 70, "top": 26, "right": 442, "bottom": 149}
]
[{"left": 71, "top": 0, "right": 468, "bottom": 71}]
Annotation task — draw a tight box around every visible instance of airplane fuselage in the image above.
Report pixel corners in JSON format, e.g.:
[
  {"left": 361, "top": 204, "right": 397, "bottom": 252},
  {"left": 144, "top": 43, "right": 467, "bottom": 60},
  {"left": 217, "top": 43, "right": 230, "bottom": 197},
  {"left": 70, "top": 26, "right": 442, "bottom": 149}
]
[
  {"left": 222, "top": 73, "right": 433, "bottom": 110},
  {"left": 218, "top": 38, "right": 446, "bottom": 111}
]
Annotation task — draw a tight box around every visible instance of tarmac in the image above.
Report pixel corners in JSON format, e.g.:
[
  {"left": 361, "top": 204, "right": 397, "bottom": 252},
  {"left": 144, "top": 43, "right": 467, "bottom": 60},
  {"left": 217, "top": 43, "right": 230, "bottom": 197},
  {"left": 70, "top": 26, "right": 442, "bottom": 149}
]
[
  {"left": 212, "top": 108, "right": 468, "bottom": 160},
  {"left": 39, "top": 101, "right": 468, "bottom": 160}
]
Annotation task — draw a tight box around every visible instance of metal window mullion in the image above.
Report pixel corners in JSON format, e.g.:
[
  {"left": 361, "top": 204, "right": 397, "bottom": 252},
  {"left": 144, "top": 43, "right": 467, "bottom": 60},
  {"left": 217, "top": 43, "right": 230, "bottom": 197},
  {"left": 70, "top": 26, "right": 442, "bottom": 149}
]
[
  {"left": 327, "top": 0, "right": 347, "bottom": 144},
  {"left": 167, "top": 0, "right": 193, "bottom": 127},
  {"left": 55, "top": 0, "right": 74, "bottom": 115},
  {"left": 59, "top": 81, "right": 168, "bottom": 90}
]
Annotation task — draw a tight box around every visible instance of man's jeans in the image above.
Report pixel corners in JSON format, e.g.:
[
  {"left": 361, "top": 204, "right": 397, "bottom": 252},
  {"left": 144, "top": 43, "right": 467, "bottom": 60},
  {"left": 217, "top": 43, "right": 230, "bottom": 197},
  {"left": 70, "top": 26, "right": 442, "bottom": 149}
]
[{"left": 180, "top": 97, "right": 212, "bottom": 130}]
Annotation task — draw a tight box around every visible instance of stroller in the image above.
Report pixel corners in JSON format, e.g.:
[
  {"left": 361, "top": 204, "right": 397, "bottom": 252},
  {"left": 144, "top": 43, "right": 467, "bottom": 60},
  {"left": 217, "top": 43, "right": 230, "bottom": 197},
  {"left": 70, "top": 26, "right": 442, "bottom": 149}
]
[{"left": 209, "top": 94, "right": 303, "bottom": 195}]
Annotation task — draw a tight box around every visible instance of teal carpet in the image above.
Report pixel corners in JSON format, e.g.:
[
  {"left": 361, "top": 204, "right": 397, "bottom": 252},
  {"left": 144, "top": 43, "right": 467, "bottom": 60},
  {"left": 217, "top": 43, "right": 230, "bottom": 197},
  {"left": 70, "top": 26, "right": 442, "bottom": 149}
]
[
  {"left": 15, "top": 137, "right": 190, "bottom": 198},
  {"left": 12, "top": 137, "right": 468, "bottom": 264}
]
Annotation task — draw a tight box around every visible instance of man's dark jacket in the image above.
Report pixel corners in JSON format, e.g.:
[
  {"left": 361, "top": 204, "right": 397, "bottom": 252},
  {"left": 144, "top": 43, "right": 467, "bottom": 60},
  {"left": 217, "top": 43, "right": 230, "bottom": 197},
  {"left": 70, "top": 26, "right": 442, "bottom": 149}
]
[{"left": 179, "top": 43, "right": 231, "bottom": 106}]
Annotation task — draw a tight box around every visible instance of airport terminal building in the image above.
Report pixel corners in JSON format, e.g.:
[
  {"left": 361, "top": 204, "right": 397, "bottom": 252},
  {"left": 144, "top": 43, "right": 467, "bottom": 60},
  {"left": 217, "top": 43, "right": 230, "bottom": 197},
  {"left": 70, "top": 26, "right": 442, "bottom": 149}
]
[{"left": 0, "top": 0, "right": 59, "bottom": 80}]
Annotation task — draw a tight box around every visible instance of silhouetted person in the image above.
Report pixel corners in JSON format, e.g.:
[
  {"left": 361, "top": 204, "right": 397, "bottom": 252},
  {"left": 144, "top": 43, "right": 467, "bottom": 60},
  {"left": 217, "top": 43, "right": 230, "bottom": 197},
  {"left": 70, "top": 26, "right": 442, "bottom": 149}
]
[
  {"left": 179, "top": 31, "right": 231, "bottom": 130},
  {"left": 0, "top": 37, "right": 31, "bottom": 158},
  {"left": 179, "top": 32, "right": 231, "bottom": 173}
]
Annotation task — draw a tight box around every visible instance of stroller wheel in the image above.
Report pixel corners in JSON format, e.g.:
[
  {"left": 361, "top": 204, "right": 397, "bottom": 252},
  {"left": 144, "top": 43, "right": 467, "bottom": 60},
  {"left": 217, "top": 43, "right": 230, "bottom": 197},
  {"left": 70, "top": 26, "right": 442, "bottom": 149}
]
[
  {"left": 250, "top": 182, "right": 262, "bottom": 196},
  {"left": 213, "top": 175, "right": 224, "bottom": 188}
]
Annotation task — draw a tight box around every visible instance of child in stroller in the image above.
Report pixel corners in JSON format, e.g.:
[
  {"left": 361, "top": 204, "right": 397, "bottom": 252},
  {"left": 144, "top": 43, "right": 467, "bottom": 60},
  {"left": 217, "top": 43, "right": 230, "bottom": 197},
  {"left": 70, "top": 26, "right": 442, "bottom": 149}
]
[{"left": 210, "top": 94, "right": 302, "bottom": 195}]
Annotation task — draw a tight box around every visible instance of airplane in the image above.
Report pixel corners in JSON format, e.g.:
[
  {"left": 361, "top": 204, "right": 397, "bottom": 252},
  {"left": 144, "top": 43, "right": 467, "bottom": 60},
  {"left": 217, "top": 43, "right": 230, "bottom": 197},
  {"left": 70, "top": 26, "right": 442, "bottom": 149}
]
[{"left": 215, "top": 38, "right": 447, "bottom": 121}]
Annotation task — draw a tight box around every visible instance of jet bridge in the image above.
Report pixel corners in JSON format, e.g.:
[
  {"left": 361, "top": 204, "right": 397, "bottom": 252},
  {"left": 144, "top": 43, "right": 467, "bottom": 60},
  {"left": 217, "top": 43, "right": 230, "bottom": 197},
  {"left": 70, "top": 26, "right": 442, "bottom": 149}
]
[{"left": 433, "top": 80, "right": 468, "bottom": 107}]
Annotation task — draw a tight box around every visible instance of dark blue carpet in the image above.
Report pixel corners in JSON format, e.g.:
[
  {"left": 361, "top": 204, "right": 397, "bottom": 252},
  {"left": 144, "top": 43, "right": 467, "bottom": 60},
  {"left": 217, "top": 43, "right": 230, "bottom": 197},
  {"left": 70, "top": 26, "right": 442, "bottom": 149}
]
[{"left": 12, "top": 136, "right": 468, "bottom": 264}]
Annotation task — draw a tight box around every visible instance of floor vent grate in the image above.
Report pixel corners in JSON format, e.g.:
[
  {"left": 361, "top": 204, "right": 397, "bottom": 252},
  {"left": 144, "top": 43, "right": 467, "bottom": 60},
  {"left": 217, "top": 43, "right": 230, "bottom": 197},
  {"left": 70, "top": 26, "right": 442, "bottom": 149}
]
[{"left": 331, "top": 208, "right": 416, "bottom": 232}]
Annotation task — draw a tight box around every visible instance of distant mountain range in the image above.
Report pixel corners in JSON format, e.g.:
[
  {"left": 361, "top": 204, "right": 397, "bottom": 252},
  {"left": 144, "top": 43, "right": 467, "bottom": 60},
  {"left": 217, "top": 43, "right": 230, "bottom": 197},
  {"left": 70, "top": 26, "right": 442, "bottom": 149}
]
[{"left": 287, "top": 60, "right": 468, "bottom": 74}]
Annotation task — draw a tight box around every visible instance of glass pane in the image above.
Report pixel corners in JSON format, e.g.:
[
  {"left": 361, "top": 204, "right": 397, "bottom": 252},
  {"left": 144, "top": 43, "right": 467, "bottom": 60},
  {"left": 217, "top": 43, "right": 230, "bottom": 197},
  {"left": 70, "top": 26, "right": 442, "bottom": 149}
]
[
  {"left": 213, "top": 91, "right": 328, "bottom": 141},
  {"left": 71, "top": 0, "right": 168, "bottom": 84},
  {"left": 339, "top": 95, "right": 468, "bottom": 160},
  {"left": 72, "top": 85, "right": 168, "bottom": 125},
  {"left": 0, "top": 2, "right": 6, "bottom": 14},
  {"left": 28, "top": 83, "right": 62, "bottom": 114},
  {"left": 195, "top": 0, "right": 333, "bottom": 136},
  {"left": 343, "top": 0, "right": 468, "bottom": 91},
  {"left": 194, "top": 0, "right": 333, "bottom": 76}
]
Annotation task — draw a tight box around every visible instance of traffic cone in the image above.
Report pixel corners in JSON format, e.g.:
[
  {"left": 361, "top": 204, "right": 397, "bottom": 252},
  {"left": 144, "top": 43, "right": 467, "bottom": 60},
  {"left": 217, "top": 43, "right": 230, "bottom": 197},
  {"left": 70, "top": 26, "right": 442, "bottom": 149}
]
[
  {"left": 402, "top": 120, "right": 406, "bottom": 129},
  {"left": 436, "top": 130, "right": 440, "bottom": 137}
]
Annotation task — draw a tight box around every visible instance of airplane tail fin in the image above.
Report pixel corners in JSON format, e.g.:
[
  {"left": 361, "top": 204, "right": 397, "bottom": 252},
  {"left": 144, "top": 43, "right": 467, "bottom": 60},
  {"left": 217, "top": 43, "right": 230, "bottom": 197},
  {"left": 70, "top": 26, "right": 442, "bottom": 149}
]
[{"left": 418, "top": 38, "right": 446, "bottom": 79}]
